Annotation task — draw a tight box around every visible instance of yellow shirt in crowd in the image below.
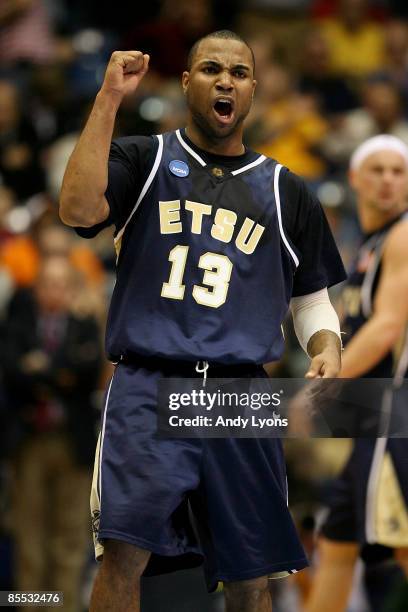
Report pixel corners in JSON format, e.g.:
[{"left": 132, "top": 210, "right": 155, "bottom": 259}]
[{"left": 319, "top": 18, "right": 385, "bottom": 78}]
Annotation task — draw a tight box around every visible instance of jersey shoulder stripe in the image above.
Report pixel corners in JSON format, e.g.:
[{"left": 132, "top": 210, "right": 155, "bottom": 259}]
[
  {"left": 274, "top": 164, "right": 299, "bottom": 268},
  {"left": 114, "top": 134, "right": 164, "bottom": 244}
]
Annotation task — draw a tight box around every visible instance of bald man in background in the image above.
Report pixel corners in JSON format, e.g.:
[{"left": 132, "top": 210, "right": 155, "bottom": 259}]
[{"left": 306, "top": 135, "right": 408, "bottom": 612}]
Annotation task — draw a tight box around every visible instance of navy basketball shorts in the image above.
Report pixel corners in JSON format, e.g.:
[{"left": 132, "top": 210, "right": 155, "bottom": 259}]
[
  {"left": 322, "top": 438, "right": 408, "bottom": 553},
  {"left": 91, "top": 358, "right": 308, "bottom": 591}
]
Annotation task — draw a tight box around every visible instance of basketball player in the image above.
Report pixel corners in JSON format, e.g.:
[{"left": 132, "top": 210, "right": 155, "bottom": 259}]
[
  {"left": 306, "top": 135, "right": 408, "bottom": 612},
  {"left": 60, "top": 31, "right": 345, "bottom": 612}
]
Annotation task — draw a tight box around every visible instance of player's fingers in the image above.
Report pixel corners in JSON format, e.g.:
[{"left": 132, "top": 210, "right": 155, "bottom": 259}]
[
  {"left": 122, "top": 54, "right": 146, "bottom": 74},
  {"left": 111, "top": 51, "right": 145, "bottom": 73},
  {"left": 139, "top": 54, "right": 150, "bottom": 76},
  {"left": 111, "top": 50, "right": 144, "bottom": 62},
  {"left": 321, "top": 363, "right": 340, "bottom": 378},
  {"left": 305, "top": 356, "right": 324, "bottom": 379}
]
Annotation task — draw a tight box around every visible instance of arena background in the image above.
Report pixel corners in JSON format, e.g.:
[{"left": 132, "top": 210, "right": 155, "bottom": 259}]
[{"left": 0, "top": 1, "right": 407, "bottom": 610}]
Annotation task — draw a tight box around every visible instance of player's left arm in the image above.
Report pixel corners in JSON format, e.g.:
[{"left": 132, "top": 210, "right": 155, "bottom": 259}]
[{"left": 340, "top": 222, "right": 408, "bottom": 378}]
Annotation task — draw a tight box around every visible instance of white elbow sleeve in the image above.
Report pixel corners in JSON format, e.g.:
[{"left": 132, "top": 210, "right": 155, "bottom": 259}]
[{"left": 290, "top": 288, "right": 341, "bottom": 354}]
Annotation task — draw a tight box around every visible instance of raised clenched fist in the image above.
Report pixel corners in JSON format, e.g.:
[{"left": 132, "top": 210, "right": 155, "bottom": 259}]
[{"left": 100, "top": 51, "right": 150, "bottom": 101}]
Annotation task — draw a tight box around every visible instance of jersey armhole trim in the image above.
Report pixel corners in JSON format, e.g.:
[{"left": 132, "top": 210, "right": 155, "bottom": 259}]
[
  {"left": 274, "top": 164, "right": 300, "bottom": 268},
  {"left": 361, "top": 246, "right": 381, "bottom": 319},
  {"left": 114, "top": 134, "right": 164, "bottom": 244}
]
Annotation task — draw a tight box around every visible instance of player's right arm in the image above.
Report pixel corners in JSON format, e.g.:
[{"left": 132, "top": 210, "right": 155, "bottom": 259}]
[
  {"left": 59, "top": 51, "right": 149, "bottom": 228},
  {"left": 340, "top": 221, "right": 408, "bottom": 377}
]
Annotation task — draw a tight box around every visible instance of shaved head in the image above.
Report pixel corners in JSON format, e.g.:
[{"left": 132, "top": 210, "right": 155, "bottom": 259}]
[{"left": 187, "top": 30, "right": 255, "bottom": 74}]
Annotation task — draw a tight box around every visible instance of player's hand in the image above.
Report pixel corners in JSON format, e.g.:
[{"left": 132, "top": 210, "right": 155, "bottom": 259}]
[
  {"left": 304, "top": 330, "right": 342, "bottom": 379},
  {"left": 305, "top": 347, "right": 341, "bottom": 379},
  {"left": 100, "top": 51, "right": 150, "bottom": 102}
]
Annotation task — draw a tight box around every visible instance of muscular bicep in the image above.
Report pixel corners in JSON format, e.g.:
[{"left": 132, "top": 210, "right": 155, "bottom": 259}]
[
  {"left": 373, "top": 223, "right": 408, "bottom": 327},
  {"left": 74, "top": 136, "right": 156, "bottom": 239},
  {"left": 72, "top": 152, "right": 137, "bottom": 233}
]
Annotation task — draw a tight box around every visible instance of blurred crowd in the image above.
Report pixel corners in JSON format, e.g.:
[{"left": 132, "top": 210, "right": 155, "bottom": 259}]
[{"left": 0, "top": 0, "right": 408, "bottom": 610}]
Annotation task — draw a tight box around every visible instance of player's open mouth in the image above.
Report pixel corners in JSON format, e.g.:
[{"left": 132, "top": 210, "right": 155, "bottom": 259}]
[{"left": 213, "top": 98, "right": 234, "bottom": 124}]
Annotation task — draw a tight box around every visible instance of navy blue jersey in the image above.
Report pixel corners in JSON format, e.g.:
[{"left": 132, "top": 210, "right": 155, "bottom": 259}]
[
  {"left": 342, "top": 212, "right": 408, "bottom": 378},
  {"left": 78, "top": 129, "right": 345, "bottom": 364}
]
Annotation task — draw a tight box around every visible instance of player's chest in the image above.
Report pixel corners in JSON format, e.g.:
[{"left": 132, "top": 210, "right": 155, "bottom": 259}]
[{"left": 145, "top": 170, "right": 276, "bottom": 255}]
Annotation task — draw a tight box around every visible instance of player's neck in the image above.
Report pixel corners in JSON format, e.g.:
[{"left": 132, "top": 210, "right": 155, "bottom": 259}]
[
  {"left": 185, "top": 123, "right": 245, "bottom": 156},
  {"left": 358, "top": 201, "right": 404, "bottom": 233}
]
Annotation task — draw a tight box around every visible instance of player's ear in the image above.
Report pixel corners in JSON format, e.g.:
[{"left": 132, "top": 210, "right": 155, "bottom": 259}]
[
  {"left": 182, "top": 71, "right": 189, "bottom": 94},
  {"left": 252, "top": 79, "right": 257, "bottom": 100}
]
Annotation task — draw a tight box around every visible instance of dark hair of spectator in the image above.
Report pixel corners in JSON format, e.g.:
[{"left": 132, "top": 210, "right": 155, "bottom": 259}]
[{"left": 187, "top": 30, "right": 256, "bottom": 75}]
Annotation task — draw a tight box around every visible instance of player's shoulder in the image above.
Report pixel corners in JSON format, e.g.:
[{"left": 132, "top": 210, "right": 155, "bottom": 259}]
[
  {"left": 272, "top": 167, "right": 322, "bottom": 241},
  {"left": 279, "top": 169, "right": 320, "bottom": 224},
  {"left": 111, "top": 134, "right": 156, "bottom": 158},
  {"left": 109, "top": 134, "right": 159, "bottom": 174},
  {"left": 383, "top": 213, "right": 408, "bottom": 259}
]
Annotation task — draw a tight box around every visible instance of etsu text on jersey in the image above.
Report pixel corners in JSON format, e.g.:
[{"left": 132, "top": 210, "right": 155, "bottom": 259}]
[{"left": 159, "top": 199, "right": 265, "bottom": 255}]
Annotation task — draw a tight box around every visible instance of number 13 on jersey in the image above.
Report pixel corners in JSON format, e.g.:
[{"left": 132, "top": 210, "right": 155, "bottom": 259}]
[{"left": 161, "top": 245, "right": 233, "bottom": 308}]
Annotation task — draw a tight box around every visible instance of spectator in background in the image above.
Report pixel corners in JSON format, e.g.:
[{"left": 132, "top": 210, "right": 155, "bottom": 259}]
[
  {"left": 0, "top": 188, "right": 14, "bottom": 316},
  {"left": 0, "top": 0, "right": 55, "bottom": 68},
  {"left": 311, "top": 0, "right": 389, "bottom": 20},
  {"left": 38, "top": 224, "right": 105, "bottom": 290},
  {"left": 123, "top": 0, "right": 214, "bottom": 78},
  {"left": 317, "top": 0, "right": 386, "bottom": 80},
  {"left": 0, "top": 219, "right": 106, "bottom": 295},
  {"left": 389, "top": 0, "right": 408, "bottom": 20},
  {"left": 245, "top": 0, "right": 311, "bottom": 10},
  {"left": 29, "top": 63, "right": 74, "bottom": 146},
  {"left": 246, "top": 31, "right": 276, "bottom": 75},
  {"left": 322, "top": 78, "right": 408, "bottom": 170},
  {"left": 0, "top": 79, "right": 45, "bottom": 200},
  {"left": 296, "top": 26, "right": 358, "bottom": 115},
  {"left": 246, "top": 64, "right": 328, "bottom": 182},
  {"left": 0, "top": 223, "right": 38, "bottom": 289},
  {"left": 374, "top": 20, "right": 408, "bottom": 110},
  {"left": 0, "top": 187, "right": 14, "bottom": 248},
  {"left": 1, "top": 255, "right": 103, "bottom": 612},
  {"left": 59, "top": 0, "right": 157, "bottom": 37}
]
